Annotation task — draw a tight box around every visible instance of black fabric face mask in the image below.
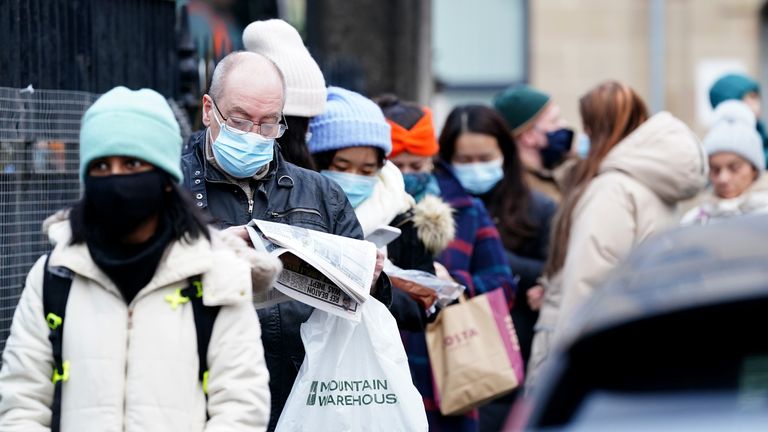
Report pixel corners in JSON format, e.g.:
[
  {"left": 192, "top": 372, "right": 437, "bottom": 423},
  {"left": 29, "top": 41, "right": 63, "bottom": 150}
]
[
  {"left": 83, "top": 170, "right": 168, "bottom": 242},
  {"left": 540, "top": 128, "right": 575, "bottom": 170}
]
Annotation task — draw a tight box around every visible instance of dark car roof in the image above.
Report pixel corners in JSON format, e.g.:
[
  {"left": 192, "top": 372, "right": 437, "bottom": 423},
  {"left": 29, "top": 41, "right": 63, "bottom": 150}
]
[
  {"left": 561, "top": 214, "right": 768, "bottom": 346},
  {"left": 525, "top": 215, "right": 768, "bottom": 429}
]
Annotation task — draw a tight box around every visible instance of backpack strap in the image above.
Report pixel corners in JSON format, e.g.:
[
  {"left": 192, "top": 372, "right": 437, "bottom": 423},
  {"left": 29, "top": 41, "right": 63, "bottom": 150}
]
[
  {"left": 42, "top": 255, "right": 74, "bottom": 432},
  {"left": 180, "top": 276, "right": 220, "bottom": 398}
]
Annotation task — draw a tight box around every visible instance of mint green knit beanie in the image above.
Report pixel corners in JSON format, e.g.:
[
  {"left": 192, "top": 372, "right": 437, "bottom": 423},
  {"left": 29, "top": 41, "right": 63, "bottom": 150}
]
[
  {"left": 493, "top": 85, "right": 551, "bottom": 134},
  {"left": 79, "top": 86, "right": 183, "bottom": 182}
]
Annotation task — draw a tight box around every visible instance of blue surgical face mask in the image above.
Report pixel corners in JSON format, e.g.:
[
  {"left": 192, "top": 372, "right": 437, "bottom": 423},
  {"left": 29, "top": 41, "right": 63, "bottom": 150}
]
[
  {"left": 211, "top": 110, "right": 275, "bottom": 178},
  {"left": 452, "top": 159, "right": 504, "bottom": 195},
  {"left": 321, "top": 170, "right": 379, "bottom": 208},
  {"left": 403, "top": 172, "right": 440, "bottom": 202},
  {"left": 576, "top": 133, "right": 591, "bottom": 159}
]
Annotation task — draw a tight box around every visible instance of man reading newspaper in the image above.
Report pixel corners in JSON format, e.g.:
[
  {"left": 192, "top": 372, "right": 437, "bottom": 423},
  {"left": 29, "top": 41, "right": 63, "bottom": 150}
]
[{"left": 180, "top": 51, "right": 392, "bottom": 431}]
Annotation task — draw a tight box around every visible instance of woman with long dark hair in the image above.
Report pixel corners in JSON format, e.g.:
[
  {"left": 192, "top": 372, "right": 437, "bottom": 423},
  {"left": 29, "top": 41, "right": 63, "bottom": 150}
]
[
  {"left": 526, "top": 81, "right": 707, "bottom": 390},
  {"left": 439, "top": 105, "right": 556, "bottom": 292},
  {"left": 438, "top": 105, "right": 556, "bottom": 430},
  {"left": 0, "top": 87, "right": 279, "bottom": 431}
]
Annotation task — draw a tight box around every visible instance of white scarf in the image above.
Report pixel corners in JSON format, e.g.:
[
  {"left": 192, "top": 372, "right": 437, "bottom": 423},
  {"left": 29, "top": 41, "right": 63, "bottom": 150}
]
[{"left": 355, "top": 161, "right": 415, "bottom": 237}]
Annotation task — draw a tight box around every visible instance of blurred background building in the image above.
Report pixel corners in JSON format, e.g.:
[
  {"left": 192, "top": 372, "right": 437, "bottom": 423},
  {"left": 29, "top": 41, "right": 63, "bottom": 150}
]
[
  {"left": 0, "top": 0, "right": 767, "bottom": 356},
  {"left": 529, "top": 0, "right": 765, "bottom": 136}
]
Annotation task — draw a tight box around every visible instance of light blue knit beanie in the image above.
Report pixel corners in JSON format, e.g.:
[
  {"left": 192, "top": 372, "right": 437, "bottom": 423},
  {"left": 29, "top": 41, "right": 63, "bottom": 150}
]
[
  {"left": 79, "top": 86, "right": 183, "bottom": 182},
  {"left": 307, "top": 86, "right": 392, "bottom": 155}
]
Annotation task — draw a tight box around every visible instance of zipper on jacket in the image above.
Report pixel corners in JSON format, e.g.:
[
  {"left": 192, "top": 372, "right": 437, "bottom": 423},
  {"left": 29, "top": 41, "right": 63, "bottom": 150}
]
[
  {"left": 248, "top": 198, "right": 254, "bottom": 214},
  {"left": 123, "top": 308, "right": 132, "bottom": 432},
  {"left": 270, "top": 208, "right": 322, "bottom": 218}
]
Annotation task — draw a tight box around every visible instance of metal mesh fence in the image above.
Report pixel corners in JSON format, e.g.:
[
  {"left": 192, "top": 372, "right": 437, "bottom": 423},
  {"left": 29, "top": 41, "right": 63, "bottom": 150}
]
[
  {"left": 1, "top": 0, "right": 178, "bottom": 96},
  {"left": 0, "top": 86, "right": 97, "bottom": 355}
]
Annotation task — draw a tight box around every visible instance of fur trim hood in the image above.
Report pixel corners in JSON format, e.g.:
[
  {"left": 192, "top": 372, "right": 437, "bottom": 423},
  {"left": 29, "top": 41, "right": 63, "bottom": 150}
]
[{"left": 412, "top": 195, "right": 455, "bottom": 256}]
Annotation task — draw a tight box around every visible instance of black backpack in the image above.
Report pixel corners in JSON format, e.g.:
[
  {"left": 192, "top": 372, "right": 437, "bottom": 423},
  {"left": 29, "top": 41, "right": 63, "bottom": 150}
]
[{"left": 42, "top": 255, "right": 220, "bottom": 432}]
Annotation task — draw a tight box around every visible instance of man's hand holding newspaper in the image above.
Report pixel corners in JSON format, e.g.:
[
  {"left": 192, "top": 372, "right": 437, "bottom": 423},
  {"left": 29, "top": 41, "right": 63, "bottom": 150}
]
[
  {"left": 370, "top": 250, "right": 385, "bottom": 295},
  {"left": 246, "top": 220, "right": 378, "bottom": 321}
]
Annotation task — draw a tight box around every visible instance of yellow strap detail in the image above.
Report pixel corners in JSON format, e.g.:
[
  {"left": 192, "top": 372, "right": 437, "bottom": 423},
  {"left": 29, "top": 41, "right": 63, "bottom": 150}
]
[
  {"left": 165, "top": 288, "right": 190, "bottom": 310},
  {"left": 194, "top": 280, "right": 203, "bottom": 298},
  {"left": 52, "top": 360, "right": 70, "bottom": 384},
  {"left": 46, "top": 313, "right": 63, "bottom": 330},
  {"left": 202, "top": 370, "right": 210, "bottom": 395}
]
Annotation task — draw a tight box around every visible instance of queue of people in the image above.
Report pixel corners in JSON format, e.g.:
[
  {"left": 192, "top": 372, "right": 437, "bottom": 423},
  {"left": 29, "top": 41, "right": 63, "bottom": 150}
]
[{"left": 0, "top": 17, "right": 762, "bottom": 432}]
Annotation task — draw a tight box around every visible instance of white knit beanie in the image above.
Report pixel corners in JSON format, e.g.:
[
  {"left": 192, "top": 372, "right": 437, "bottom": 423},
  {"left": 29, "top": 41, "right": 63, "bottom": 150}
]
[
  {"left": 243, "top": 19, "right": 327, "bottom": 117},
  {"left": 704, "top": 100, "right": 765, "bottom": 176}
]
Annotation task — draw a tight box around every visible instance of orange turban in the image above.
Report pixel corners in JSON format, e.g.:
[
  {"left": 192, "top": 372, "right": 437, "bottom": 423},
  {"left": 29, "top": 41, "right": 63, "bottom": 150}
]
[{"left": 388, "top": 107, "right": 439, "bottom": 158}]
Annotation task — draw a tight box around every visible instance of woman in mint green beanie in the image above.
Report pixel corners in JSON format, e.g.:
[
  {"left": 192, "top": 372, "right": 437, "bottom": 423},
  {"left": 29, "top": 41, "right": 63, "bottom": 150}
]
[{"left": 0, "top": 87, "right": 278, "bottom": 431}]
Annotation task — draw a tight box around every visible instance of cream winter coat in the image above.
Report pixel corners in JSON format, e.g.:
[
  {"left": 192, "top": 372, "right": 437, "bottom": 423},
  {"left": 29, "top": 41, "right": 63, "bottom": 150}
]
[
  {"left": 0, "top": 214, "right": 282, "bottom": 432},
  {"left": 528, "top": 112, "right": 707, "bottom": 389}
]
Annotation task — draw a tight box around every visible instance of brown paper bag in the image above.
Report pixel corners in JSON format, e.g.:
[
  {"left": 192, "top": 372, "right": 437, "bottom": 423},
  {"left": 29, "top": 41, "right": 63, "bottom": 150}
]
[{"left": 426, "top": 288, "right": 524, "bottom": 416}]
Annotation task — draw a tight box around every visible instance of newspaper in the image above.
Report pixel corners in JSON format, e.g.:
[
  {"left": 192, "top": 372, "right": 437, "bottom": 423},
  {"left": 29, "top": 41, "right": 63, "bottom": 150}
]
[{"left": 247, "top": 220, "right": 377, "bottom": 321}]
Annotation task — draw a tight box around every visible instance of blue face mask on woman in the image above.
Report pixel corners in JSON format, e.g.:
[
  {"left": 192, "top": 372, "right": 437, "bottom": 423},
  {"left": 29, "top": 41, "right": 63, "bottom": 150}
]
[
  {"left": 576, "top": 133, "right": 591, "bottom": 159},
  {"left": 452, "top": 158, "right": 504, "bottom": 195},
  {"left": 321, "top": 170, "right": 379, "bottom": 208},
  {"left": 403, "top": 172, "right": 441, "bottom": 202},
  {"left": 211, "top": 110, "right": 275, "bottom": 178}
]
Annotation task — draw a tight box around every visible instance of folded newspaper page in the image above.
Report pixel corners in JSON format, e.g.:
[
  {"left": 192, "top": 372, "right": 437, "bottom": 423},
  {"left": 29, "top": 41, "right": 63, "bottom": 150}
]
[{"left": 246, "top": 220, "right": 377, "bottom": 321}]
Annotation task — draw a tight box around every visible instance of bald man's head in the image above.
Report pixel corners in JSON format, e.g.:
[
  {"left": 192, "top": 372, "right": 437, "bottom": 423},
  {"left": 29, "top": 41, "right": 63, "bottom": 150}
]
[
  {"left": 202, "top": 51, "right": 287, "bottom": 139},
  {"left": 208, "top": 51, "right": 286, "bottom": 106}
]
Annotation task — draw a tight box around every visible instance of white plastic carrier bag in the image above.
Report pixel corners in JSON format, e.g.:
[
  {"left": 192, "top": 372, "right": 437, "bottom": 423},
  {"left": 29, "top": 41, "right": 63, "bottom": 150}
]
[{"left": 275, "top": 297, "right": 428, "bottom": 432}]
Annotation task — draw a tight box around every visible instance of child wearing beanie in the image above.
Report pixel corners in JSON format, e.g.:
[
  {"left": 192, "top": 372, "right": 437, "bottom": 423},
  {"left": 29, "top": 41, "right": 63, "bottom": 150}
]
[{"left": 682, "top": 100, "right": 768, "bottom": 225}]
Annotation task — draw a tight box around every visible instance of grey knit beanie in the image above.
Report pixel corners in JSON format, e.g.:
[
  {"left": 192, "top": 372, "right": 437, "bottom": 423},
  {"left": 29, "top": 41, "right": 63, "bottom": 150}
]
[{"left": 704, "top": 100, "right": 765, "bottom": 176}]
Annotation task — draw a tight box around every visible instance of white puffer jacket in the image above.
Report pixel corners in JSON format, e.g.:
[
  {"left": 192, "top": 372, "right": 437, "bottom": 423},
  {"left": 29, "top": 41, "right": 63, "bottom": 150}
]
[{"left": 0, "top": 214, "right": 281, "bottom": 432}]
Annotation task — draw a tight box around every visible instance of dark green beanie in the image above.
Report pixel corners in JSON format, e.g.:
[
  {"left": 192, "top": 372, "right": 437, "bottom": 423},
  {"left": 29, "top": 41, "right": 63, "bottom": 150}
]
[
  {"left": 709, "top": 74, "right": 760, "bottom": 109},
  {"left": 493, "top": 85, "right": 551, "bottom": 133}
]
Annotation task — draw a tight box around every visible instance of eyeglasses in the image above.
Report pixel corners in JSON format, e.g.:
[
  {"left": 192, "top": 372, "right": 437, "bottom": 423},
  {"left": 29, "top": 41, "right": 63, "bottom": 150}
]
[{"left": 210, "top": 98, "right": 287, "bottom": 139}]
